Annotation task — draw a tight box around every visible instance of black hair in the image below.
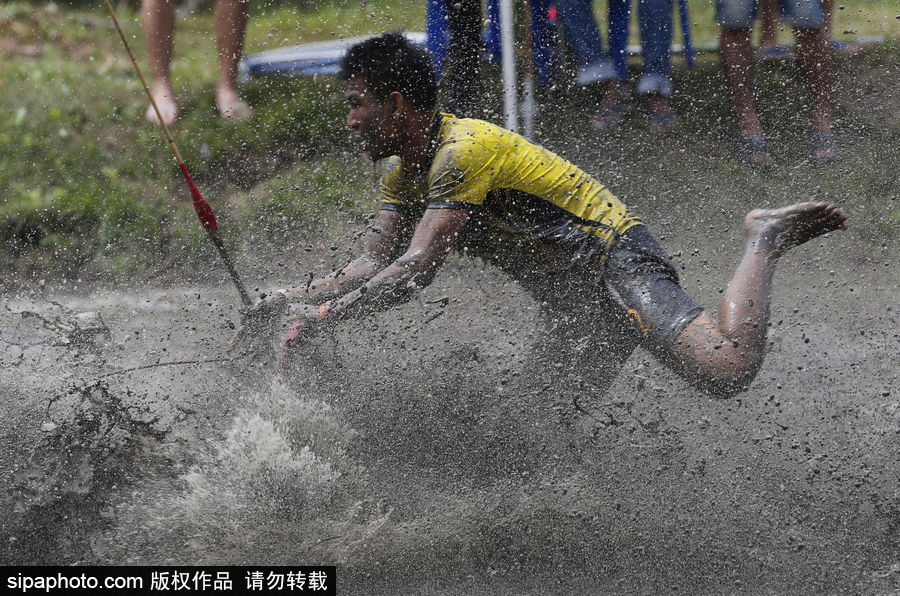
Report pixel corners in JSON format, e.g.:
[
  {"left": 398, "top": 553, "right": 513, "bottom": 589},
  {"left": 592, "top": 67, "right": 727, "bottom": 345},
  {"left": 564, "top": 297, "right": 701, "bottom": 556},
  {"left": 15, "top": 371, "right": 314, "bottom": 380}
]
[{"left": 338, "top": 31, "right": 438, "bottom": 111}]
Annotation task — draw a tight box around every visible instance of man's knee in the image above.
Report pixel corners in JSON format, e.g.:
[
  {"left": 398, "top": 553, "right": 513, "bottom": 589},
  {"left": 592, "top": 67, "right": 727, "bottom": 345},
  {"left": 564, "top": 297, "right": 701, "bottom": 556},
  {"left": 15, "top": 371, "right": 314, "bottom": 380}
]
[
  {"left": 691, "top": 365, "right": 755, "bottom": 398},
  {"left": 666, "top": 316, "right": 764, "bottom": 397}
]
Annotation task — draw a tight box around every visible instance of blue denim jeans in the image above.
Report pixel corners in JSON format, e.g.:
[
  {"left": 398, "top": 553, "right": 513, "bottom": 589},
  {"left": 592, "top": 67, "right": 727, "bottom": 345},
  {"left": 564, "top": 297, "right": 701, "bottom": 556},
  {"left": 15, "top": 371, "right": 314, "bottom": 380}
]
[{"left": 556, "top": 0, "right": 674, "bottom": 96}]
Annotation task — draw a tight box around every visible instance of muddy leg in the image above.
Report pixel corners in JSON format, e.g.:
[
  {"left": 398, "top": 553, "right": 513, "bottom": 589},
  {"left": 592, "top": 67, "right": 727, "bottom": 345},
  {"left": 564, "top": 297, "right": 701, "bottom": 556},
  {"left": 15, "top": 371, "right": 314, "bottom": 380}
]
[{"left": 668, "top": 202, "right": 847, "bottom": 395}]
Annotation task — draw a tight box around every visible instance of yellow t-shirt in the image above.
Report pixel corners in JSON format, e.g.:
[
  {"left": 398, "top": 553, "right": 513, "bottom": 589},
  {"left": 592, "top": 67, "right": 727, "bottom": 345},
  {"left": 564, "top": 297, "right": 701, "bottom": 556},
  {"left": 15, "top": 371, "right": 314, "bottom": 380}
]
[{"left": 380, "top": 113, "right": 641, "bottom": 261}]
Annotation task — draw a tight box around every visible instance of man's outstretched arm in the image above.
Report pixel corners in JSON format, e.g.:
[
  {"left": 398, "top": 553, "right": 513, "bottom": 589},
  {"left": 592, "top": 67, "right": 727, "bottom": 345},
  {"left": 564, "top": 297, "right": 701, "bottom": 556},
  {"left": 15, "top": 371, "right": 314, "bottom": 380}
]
[
  {"left": 239, "top": 206, "right": 467, "bottom": 352},
  {"left": 279, "top": 207, "right": 412, "bottom": 304},
  {"left": 320, "top": 206, "right": 470, "bottom": 318}
]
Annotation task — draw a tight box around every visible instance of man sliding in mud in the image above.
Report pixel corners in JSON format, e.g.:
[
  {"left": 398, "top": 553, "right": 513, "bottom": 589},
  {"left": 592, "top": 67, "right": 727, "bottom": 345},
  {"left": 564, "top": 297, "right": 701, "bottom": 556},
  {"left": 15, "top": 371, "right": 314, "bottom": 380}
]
[{"left": 238, "top": 32, "right": 846, "bottom": 397}]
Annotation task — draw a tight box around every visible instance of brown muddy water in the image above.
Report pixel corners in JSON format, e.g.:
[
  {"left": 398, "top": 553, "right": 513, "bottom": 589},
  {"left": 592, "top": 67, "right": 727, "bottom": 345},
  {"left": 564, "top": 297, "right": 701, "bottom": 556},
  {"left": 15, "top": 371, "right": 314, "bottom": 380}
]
[{"left": 0, "top": 237, "right": 897, "bottom": 594}]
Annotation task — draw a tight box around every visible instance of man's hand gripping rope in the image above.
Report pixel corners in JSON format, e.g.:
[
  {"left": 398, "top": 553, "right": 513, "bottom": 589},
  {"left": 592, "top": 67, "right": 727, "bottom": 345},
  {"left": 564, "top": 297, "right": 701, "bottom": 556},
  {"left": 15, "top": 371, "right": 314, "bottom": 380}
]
[
  {"left": 227, "top": 290, "right": 290, "bottom": 356},
  {"left": 282, "top": 300, "right": 334, "bottom": 347},
  {"left": 277, "top": 300, "right": 334, "bottom": 377},
  {"left": 228, "top": 290, "right": 334, "bottom": 376}
]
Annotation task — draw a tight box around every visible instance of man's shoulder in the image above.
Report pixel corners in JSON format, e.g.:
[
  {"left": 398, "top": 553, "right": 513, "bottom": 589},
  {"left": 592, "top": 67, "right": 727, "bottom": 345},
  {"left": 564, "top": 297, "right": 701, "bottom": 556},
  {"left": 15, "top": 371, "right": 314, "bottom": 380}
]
[
  {"left": 433, "top": 115, "right": 522, "bottom": 171},
  {"left": 380, "top": 156, "right": 405, "bottom": 180},
  {"left": 440, "top": 114, "right": 509, "bottom": 143}
]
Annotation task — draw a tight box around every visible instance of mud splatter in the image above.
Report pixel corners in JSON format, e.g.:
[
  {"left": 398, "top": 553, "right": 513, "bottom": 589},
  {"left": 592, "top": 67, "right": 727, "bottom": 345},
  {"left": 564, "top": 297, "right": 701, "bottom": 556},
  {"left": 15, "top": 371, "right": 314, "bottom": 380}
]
[{"left": 1, "top": 252, "right": 898, "bottom": 594}]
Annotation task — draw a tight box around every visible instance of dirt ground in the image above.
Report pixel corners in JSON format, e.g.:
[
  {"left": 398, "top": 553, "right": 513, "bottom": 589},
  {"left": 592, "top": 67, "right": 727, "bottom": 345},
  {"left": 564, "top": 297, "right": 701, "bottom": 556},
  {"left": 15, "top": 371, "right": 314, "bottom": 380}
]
[{"left": 2, "top": 42, "right": 900, "bottom": 596}]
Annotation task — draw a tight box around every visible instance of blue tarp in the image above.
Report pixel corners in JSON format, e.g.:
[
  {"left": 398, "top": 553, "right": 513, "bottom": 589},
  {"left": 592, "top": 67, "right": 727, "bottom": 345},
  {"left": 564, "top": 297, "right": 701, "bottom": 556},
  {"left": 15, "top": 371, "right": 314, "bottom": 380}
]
[{"left": 239, "top": 33, "right": 428, "bottom": 80}]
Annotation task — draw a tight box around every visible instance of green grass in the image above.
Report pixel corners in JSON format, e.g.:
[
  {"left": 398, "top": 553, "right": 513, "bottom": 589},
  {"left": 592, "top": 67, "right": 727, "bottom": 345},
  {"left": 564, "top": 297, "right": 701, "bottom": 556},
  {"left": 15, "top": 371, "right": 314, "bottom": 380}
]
[
  {"left": 0, "top": 1, "right": 388, "bottom": 279},
  {"left": 0, "top": 0, "right": 898, "bottom": 283}
]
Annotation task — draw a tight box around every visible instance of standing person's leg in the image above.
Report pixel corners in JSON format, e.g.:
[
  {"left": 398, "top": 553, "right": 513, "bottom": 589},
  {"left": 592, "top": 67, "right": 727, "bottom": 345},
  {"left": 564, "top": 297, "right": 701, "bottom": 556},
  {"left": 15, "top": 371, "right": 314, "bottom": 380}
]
[
  {"left": 445, "top": 0, "right": 482, "bottom": 119},
  {"left": 821, "top": 0, "right": 860, "bottom": 55},
  {"left": 555, "top": 0, "right": 612, "bottom": 84},
  {"left": 590, "top": 0, "right": 632, "bottom": 129},
  {"left": 215, "top": 0, "right": 251, "bottom": 119},
  {"left": 717, "top": 0, "right": 774, "bottom": 165},
  {"left": 720, "top": 28, "right": 761, "bottom": 139},
  {"left": 758, "top": 0, "right": 793, "bottom": 59},
  {"left": 636, "top": 0, "right": 678, "bottom": 133},
  {"left": 720, "top": 27, "right": 777, "bottom": 165},
  {"left": 783, "top": 0, "right": 837, "bottom": 159},
  {"left": 607, "top": 0, "right": 630, "bottom": 82},
  {"left": 142, "top": 0, "right": 178, "bottom": 124},
  {"left": 794, "top": 26, "right": 833, "bottom": 135},
  {"left": 666, "top": 203, "right": 846, "bottom": 395},
  {"left": 556, "top": 0, "right": 627, "bottom": 129}
]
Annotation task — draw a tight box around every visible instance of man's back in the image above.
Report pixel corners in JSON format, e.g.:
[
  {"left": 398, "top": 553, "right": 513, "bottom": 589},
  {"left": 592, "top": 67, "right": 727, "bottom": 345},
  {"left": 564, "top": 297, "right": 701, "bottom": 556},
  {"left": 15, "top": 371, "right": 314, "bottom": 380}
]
[{"left": 380, "top": 114, "right": 642, "bottom": 262}]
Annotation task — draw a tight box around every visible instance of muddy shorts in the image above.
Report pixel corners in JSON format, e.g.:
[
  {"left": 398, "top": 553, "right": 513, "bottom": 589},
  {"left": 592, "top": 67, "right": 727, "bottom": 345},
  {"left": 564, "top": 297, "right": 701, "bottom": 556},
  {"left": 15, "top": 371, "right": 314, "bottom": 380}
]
[{"left": 602, "top": 225, "right": 704, "bottom": 350}]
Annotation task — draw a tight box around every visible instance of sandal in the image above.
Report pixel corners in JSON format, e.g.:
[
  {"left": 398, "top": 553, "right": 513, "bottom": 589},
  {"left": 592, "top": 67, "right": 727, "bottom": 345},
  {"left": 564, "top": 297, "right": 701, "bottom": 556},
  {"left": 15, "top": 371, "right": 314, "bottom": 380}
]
[
  {"left": 758, "top": 45, "right": 795, "bottom": 62},
  {"left": 831, "top": 40, "right": 862, "bottom": 56},
  {"left": 650, "top": 109, "right": 680, "bottom": 135},
  {"left": 734, "top": 135, "right": 775, "bottom": 167},
  {"left": 589, "top": 104, "right": 633, "bottom": 132},
  {"left": 811, "top": 130, "right": 841, "bottom": 163}
]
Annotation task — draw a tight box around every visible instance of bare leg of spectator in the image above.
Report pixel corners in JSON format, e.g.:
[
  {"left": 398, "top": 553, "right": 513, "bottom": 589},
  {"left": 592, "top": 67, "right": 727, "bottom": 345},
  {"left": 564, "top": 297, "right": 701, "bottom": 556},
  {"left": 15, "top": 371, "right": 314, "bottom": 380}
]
[
  {"left": 215, "top": 0, "right": 251, "bottom": 119},
  {"left": 795, "top": 25, "right": 839, "bottom": 160},
  {"left": 720, "top": 26, "right": 774, "bottom": 165},
  {"left": 794, "top": 26, "right": 833, "bottom": 134},
  {"left": 720, "top": 27, "right": 762, "bottom": 138},
  {"left": 142, "top": 0, "right": 179, "bottom": 125},
  {"left": 758, "top": 0, "right": 794, "bottom": 60},
  {"left": 822, "top": 0, "right": 861, "bottom": 55}
]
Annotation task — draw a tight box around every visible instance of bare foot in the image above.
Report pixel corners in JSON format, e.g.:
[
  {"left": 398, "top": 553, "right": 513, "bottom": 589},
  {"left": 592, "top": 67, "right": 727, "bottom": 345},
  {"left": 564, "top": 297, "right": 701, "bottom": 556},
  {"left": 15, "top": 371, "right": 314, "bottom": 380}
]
[
  {"left": 745, "top": 202, "right": 847, "bottom": 256},
  {"left": 145, "top": 82, "right": 178, "bottom": 126},
  {"left": 217, "top": 86, "right": 252, "bottom": 120}
]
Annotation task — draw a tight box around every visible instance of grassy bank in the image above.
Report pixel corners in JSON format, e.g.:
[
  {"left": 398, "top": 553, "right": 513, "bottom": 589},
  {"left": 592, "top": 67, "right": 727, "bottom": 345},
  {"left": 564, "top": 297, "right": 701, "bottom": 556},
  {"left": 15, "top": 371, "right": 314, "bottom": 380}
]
[
  {"left": 0, "top": 0, "right": 898, "bottom": 287},
  {"left": 0, "top": 0, "right": 407, "bottom": 282}
]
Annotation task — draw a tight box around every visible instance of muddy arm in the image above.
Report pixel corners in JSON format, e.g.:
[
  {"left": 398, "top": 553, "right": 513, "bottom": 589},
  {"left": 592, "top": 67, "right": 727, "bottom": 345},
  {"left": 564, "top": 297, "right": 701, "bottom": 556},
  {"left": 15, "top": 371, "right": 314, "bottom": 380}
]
[
  {"left": 323, "top": 207, "right": 470, "bottom": 318},
  {"left": 279, "top": 207, "right": 412, "bottom": 304}
]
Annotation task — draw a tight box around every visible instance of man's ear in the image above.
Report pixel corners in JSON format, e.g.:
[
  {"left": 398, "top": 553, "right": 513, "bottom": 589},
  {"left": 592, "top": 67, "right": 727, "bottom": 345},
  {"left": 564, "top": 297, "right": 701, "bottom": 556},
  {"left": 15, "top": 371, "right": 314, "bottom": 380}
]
[{"left": 388, "top": 91, "right": 405, "bottom": 117}]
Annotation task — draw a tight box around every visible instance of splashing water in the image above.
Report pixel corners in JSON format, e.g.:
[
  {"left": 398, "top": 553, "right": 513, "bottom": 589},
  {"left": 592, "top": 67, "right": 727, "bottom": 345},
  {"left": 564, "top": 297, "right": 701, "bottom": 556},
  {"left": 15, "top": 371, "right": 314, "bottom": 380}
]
[{"left": 2, "top": 261, "right": 899, "bottom": 594}]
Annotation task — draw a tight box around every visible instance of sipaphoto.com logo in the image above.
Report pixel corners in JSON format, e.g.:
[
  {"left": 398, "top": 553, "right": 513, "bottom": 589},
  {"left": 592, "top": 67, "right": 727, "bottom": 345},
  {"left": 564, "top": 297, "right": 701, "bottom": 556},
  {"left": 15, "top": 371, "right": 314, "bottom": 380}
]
[{"left": 7, "top": 571, "right": 142, "bottom": 593}]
